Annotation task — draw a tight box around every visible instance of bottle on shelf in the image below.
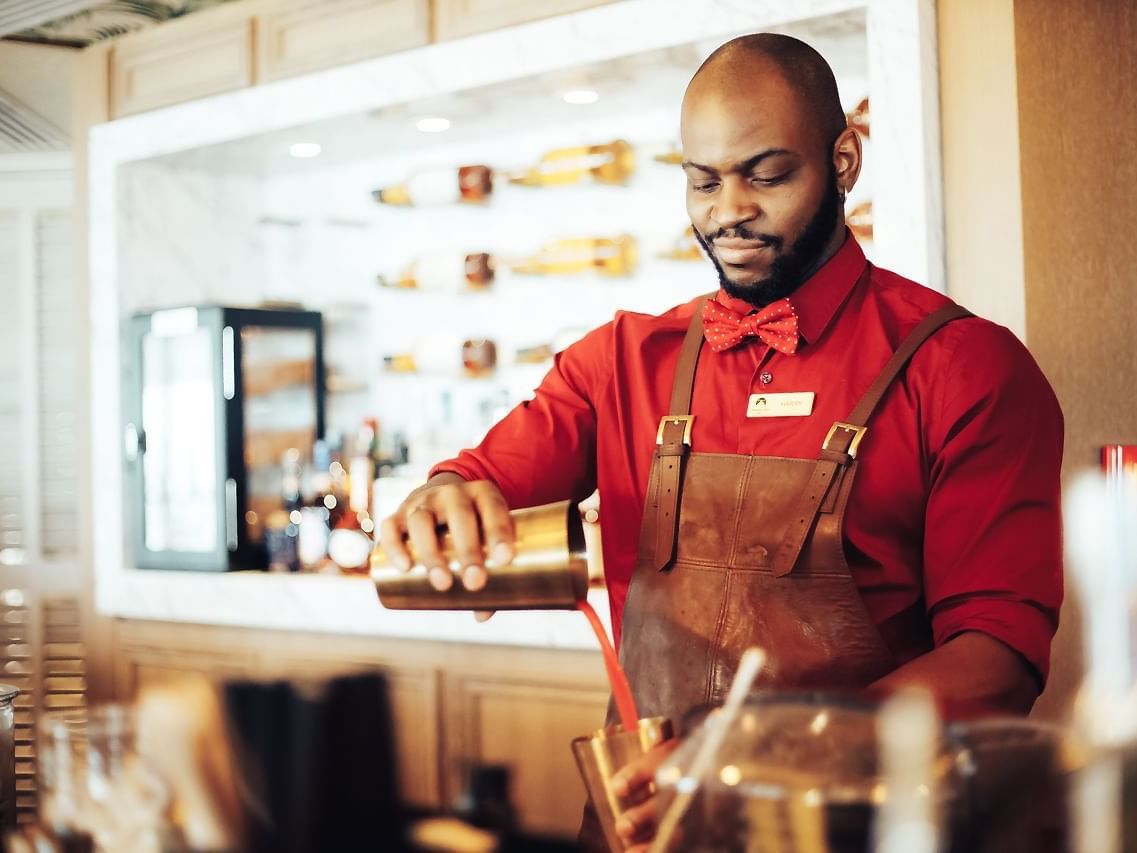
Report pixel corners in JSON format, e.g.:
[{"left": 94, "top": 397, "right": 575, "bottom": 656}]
[
  {"left": 657, "top": 225, "right": 704, "bottom": 262},
  {"left": 264, "top": 509, "right": 300, "bottom": 573},
  {"left": 266, "top": 448, "right": 303, "bottom": 572},
  {"left": 326, "top": 439, "right": 349, "bottom": 529},
  {"left": 514, "top": 343, "right": 555, "bottom": 365},
  {"left": 382, "top": 353, "right": 418, "bottom": 373},
  {"left": 510, "top": 235, "right": 638, "bottom": 277},
  {"left": 847, "top": 96, "right": 870, "bottom": 138},
  {"left": 461, "top": 339, "right": 498, "bottom": 377},
  {"left": 372, "top": 164, "right": 494, "bottom": 206},
  {"left": 370, "top": 139, "right": 635, "bottom": 206},
  {"left": 382, "top": 336, "right": 496, "bottom": 378},
  {"left": 281, "top": 447, "right": 303, "bottom": 515},
  {"left": 297, "top": 439, "right": 334, "bottom": 572},
  {"left": 507, "top": 139, "right": 635, "bottom": 187},
  {"left": 847, "top": 200, "right": 873, "bottom": 241},
  {"left": 377, "top": 252, "right": 495, "bottom": 291},
  {"left": 328, "top": 422, "right": 378, "bottom": 574}
]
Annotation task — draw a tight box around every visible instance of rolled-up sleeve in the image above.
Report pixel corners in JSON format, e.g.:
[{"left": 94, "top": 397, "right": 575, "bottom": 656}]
[
  {"left": 430, "top": 323, "right": 612, "bottom": 510},
  {"left": 922, "top": 321, "right": 1064, "bottom": 684}
]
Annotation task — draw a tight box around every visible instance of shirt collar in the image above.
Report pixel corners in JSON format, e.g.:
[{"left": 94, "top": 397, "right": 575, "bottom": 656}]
[{"left": 712, "top": 231, "right": 867, "bottom": 346}]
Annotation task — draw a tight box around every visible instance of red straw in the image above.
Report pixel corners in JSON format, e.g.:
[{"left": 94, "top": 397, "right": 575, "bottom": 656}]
[{"left": 578, "top": 600, "right": 639, "bottom": 731}]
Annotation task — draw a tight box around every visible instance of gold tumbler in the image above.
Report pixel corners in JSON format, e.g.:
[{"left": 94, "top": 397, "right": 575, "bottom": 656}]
[
  {"left": 370, "top": 499, "right": 588, "bottom": 610},
  {"left": 572, "top": 717, "right": 674, "bottom": 852}
]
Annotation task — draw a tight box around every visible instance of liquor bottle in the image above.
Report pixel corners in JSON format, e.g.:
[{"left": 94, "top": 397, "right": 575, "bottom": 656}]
[
  {"left": 847, "top": 96, "right": 871, "bottom": 137},
  {"left": 382, "top": 353, "right": 418, "bottom": 373},
  {"left": 510, "top": 235, "right": 638, "bottom": 277},
  {"left": 847, "top": 200, "right": 873, "bottom": 241},
  {"left": 371, "top": 140, "right": 634, "bottom": 206},
  {"left": 321, "top": 437, "right": 349, "bottom": 533},
  {"left": 508, "top": 139, "right": 635, "bottom": 187},
  {"left": 515, "top": 343, "right": 555, "bottom": 364},
  {"left": 372, "top": 164, "right": 493, "bottom": 206},
  {"left": 264, "top": 510, "right": 299, "bottom": 573},
  {"left": 461, "top": 339, "right": 497, "bottom": 377},
  {"left": 269, "top": 449, "right": 303, "bottom": 572},
  {"left": 377, "top": 252, "right": 495, "bottom": 290},
  {"left": 328, "top": 424, "right": 378, "bottom": 574},
  {"left": 281, "top": 448, "right": 303, "bottom": 515},
  {"left": 297, "top": 440, "right": 334, "bottom": 571},
  {"left": 657, "top": 225, "right": 704, "bottom": 261}
]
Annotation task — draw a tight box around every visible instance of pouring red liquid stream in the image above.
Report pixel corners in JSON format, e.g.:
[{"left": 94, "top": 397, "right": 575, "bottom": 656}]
[{"left": 578, "top": 600, "right": 639, "bottom": 731}]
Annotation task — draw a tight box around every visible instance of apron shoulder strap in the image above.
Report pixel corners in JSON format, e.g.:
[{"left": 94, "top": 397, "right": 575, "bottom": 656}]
[
  {"left": 849, "top": 303, "right": 975, "bottom": 428},
  {"left": 646, "top": 296, "right": 713, "bottom": 571},
  {"left": 771, "top": 302, "right": 974, "bottom": 577}
]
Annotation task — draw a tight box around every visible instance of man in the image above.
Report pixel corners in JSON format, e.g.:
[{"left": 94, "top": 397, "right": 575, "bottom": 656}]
[{"left": 380, "top": 33, "right": 1063, "bottom": 848}]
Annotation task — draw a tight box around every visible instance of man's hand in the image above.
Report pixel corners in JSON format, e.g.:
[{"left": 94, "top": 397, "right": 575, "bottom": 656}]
[
  {"left": 609, "top": 738, "right": 680, "bottom": 851},
  {"left": 379, "top": 475, "right": 515, "bottom": 593}
]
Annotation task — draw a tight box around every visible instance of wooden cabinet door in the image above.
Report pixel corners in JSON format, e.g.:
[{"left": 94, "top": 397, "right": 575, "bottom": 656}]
[
  {"left": 257, "top": 655, "right": 444, "bottom": 809},
  {"left": 110, "top": 4, "right": 255, "bottom": 118},
  {"left": 433, "top": 0, "right": 614, "bottom": 41},
  {"left": 260, "top": 0, "right": 429, "bottom": 82},
  {"left": 445, "top": 671, "right": 609, "bottom": 837}
]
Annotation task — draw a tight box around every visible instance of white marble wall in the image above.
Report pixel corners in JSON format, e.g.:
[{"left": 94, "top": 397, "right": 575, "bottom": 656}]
[{"left": 117, "top": 163, "right": 267, "bottom": 314}]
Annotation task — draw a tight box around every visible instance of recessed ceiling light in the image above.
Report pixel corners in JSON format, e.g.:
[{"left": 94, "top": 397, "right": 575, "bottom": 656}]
[
  {"left": 416, "top": 116, "right": 451, "bottom": 133},
  {"left": 289, "top": 142, "right": 322, "bottom": 158},
  {"left": 563, "top": 89, "right": 599, "bottom": 105}
]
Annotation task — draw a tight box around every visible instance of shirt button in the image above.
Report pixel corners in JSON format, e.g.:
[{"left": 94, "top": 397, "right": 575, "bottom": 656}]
[{"left": 760, "top": 372, "right": 774, "bottom": 385}]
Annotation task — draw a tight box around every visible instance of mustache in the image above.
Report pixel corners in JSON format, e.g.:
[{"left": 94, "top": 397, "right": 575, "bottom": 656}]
[{"left": 701, "top": 226, "right": 784, "bottom": 249}]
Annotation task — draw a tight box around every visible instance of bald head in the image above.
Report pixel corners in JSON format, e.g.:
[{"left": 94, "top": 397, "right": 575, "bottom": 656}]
[{"left": 685, "top": 33, "right": 847, "bottom": 154}]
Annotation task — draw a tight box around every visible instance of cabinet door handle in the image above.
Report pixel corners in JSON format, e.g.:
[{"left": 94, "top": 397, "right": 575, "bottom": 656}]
[
  {"left": 124, "top": 423, "right": 145, "bottom": 461},
  {"left": 225, "top": 478, "right": 239, "bottom": 551}
]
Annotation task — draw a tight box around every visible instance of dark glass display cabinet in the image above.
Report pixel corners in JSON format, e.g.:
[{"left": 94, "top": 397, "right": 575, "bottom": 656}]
[{"left": 123, "top": 306, "right": 324, "bottom": 571}]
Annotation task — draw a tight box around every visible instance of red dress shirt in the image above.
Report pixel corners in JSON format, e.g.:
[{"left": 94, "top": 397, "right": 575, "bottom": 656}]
[{"left": 434, "top": 236, "right": 1064, "bottom": 683}]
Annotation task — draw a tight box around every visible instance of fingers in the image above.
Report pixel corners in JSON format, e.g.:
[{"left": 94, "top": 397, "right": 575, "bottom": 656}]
[
  {"left": 473, "top": 610, "right": 495, "bottom": 623},
  {"left": 404, "top": 505, "right": 452, "bottom": 591},
  {"left": 384, "top": 480, "right": 516, "bottom": 593},
  {"left": 611, "top": 750, "right": 660, "bottom": 800},
  {"left": 377, "top": 514, "right": 411, "bottom": 571},
  {"left": 435, "top": 489, "right": 488, "bottom": 591},
  {"left": 471, "top": 485, "right": 516, "bottom": 567},
  {"left": 615, "top": 796, "right": 658, "bottom": 845}
]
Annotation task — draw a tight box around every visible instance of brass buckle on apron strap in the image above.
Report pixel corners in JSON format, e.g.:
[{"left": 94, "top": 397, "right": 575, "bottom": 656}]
[
  {"left": 823, "top": 422, "right": 867, "bottom": 458},
  {"left": 656, "top": 415, "right": 694, "bottom": 445}
]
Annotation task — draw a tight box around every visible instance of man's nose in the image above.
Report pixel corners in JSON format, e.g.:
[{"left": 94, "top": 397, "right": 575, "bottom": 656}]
[{"left": 712, "top": 178, "right": 760, "bottom": 230}]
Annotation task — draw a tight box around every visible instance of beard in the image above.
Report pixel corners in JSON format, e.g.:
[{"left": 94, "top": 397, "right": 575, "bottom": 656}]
[{"left": 695, "top": 172, "right": 842, "bottom": 308}]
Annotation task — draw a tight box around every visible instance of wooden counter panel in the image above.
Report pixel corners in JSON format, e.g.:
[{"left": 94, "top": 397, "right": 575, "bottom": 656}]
[
  {"left": 445, "top": 672, "right": 609, "bottom": 836},
  {"left": 110, "top": 618, "right": 608, "bottom": 831}
]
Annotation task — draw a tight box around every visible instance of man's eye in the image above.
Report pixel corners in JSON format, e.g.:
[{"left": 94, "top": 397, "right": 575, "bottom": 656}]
[
  {"left": 692, "top": 182, "right": 719, "bottom": 193},
  {"left": 752, "top": 174, "right": 788, "bottom": 186}
]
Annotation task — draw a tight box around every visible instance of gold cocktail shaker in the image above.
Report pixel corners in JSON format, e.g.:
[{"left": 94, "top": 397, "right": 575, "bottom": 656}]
[{"left": 370, "top": 500, "right": 589, "bottom": 610}]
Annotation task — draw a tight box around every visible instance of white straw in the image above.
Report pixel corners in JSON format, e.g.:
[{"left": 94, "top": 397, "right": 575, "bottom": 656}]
[{"left": 650, "top": 647, "right": 767, "bottom": 852}]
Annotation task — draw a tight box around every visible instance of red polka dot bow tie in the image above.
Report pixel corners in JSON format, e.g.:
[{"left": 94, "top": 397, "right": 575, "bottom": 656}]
[{"left": 701, "top": 296, "right": 801, "bottom": 354}]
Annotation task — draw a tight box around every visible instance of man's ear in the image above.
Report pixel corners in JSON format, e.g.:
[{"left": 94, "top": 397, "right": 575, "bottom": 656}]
[{"left": 833, "top": 126, "right": 863, "bottom": 196}]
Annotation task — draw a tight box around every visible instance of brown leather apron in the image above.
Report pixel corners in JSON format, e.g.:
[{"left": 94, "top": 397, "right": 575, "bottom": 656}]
[
  {"left": 577, "top": 300, "right": 970, "bottom": 850},
  {"left": 621, "top": 300, "right": 971, "bottom": 723}
]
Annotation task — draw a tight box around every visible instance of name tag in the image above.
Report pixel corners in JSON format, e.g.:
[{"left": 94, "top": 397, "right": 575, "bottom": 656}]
[{"left": 747, "top": 392, "right": 816, "bottom": 418}]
